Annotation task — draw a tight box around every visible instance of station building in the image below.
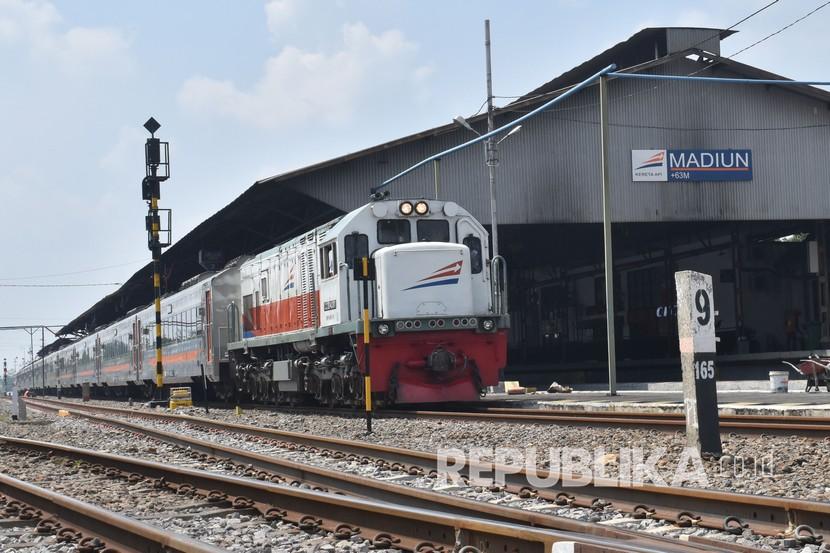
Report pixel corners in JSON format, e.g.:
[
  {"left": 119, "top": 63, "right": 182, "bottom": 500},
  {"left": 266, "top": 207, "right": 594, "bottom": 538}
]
[{"left": 62, "top": 27, "right": 830, "bottom": 384}]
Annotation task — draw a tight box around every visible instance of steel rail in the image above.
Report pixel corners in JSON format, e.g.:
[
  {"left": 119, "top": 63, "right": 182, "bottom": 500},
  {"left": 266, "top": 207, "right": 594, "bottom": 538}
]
[
  {"left": 24, "top": 397, "right": 829, "bottom": 541},
  {"left": 17, "top": 395, "right": 830, "bottom": 434},
  {"left": 21, "top": 400, "right": 726, "bottom": 553},
  {"left": 476, "top": 406, "right": 830, "bottom": 422},
  {"left": 0, "top": 471, "right": 225, "bottom": 553},
  {"left": 0, "top": 435, "right": 690, "bottom": 553},
  {"left": 162, "top": 398, "right": 830, "bottom": 436},
  {"left": 385, "top": 407, "right": 830, "bottom": 436}
]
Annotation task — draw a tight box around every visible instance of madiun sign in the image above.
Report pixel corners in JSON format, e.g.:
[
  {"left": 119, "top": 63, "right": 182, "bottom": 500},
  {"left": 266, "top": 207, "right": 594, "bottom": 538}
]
[{"left": 632, "top": 149, "right": 752, "bottom": 182}]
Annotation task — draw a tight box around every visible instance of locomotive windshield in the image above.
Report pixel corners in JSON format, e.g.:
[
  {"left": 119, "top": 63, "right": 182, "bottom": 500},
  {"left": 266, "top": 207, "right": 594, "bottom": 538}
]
[
  {"left": 463, "top": 235, "right": 483, "bottom": 273},
  {"left": 377, "top": 219, "right": 410, "bottom": 244},
  {"left": 416, "top": 220, "right": 449, "bottom": 242},
  {"left": 344, "top": 233, "right": 369, "bottom": 268}
]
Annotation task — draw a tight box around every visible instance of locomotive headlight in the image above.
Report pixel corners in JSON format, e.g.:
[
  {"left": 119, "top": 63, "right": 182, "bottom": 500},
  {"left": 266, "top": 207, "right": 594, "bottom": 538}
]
[
  {"left": 481, "top": 319, "right": 496, "bottom": 331},
  {"left": 376, "top": 322, "right": 391, "bottom": 336},
  {"left": 414, "top": 201, "right": 429, "bottom": 215},
  {"left": 399, "top": 201, "right": 414, "bottom": 216}
]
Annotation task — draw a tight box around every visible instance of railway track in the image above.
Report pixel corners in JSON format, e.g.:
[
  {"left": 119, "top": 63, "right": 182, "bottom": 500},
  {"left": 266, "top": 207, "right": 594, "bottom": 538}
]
[
  {"left": 0, "top": 468, "right": 223, "bottom": 553},
  {"left": 23, "top": 396, "right": 830, "bottom": 436},
  {"left": 0, "top": 433, "right": 698, "bottom": 553},
  {"left": 161, "top": 397, "right": 830, "bottom": 436},
  {"left": 23, "top": 397, "right": 829, "bottom": 546},
  {"left": 387, "top": 406, "right": 830, "bottom": 436}
]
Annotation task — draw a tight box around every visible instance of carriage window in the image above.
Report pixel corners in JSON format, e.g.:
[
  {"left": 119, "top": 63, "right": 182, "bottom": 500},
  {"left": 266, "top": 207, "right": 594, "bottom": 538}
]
[
  {"left": 417, "top": 220, "right": 450, "bottom": 242},
  {"left": 463, "top": 235, "right": 483, "bottom": 274},
  {"left": 378, "top": 219, "right": 410, "bottom": 244},
  {"left": 242, "top": 294, "right": 254, "bottom": 331},
  {"left": 344, "top": 233, "right": 369, "bottom": 268},
  {"left": 320, "top": 243, "right": 337, "bottom": 279},
  {"left": 261, "top": 274, "right": 269, "bottom": 301}
]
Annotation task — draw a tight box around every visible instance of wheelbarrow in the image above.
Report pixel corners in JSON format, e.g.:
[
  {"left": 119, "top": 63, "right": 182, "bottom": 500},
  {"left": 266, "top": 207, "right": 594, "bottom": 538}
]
[{"left": 782, "top": 354, "right": 830, "bottom": 392}]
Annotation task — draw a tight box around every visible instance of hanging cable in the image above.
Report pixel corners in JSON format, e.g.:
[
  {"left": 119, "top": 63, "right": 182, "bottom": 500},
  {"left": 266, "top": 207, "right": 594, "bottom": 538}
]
[
  {"left": 0, "top": 283, "right": 122, "bottom": 288},
  {"left": 0, "top": 259, "right": 145, "bottom": 282},
  {"left": 727, "top": 1, "right": 830, "bottom": 58}
]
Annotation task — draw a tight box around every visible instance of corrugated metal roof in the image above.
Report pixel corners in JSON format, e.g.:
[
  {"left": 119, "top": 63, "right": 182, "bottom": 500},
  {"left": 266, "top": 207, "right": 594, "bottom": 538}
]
[
  {"left": 58, "top": 26, "right": 830, "bottom": 337},
  {"left": 286, "top": 52, "right": 830, "bottom": 224},
  {"left": 515, "top": 27, "right": 735, "bottom": 103}
]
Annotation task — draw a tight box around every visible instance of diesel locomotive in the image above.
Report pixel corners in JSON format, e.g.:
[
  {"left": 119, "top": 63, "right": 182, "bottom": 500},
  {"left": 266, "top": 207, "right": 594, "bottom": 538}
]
[{"left": 15, "top": 199, "right": 508, "bottom": 405}]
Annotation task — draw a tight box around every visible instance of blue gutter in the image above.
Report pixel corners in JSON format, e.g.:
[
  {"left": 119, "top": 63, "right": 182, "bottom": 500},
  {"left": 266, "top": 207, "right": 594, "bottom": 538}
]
[
  {"left": 608, "top": 72, "right": 830, "bottom": 86},
  {"left": 372, "top": 63, "right": 618, "bottom": 193}
]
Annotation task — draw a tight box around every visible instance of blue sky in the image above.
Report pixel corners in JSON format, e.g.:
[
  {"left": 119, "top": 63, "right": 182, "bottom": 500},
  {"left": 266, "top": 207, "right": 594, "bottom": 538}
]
[{"left": 1, "top": 0, "right": 828, "bottom": 369}]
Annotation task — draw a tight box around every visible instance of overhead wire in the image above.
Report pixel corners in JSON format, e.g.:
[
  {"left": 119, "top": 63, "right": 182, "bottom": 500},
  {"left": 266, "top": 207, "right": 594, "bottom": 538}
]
[
  {"left": 470, "top": 97, "right": 489, "bottom": 117},
  {"left": 390, "top": 3, "right": 808, "bottom": 189},
  {"left": 492, "top": 0, "right": 781, "bottom": 103},
  {"left": 0, "top": 259, "right": 145, "bottom": 282},
  {"left": 499, "top": 0, "right": 799, "bottom": 118},
  {"left": 727, "top": 0, "right": 830, "bottom": 58},
  {"left": 0, "top": 283, "right": 122, "bottom": 288},
  {"left": 503, "top": 1, "right": 830, "bottom": 136}
]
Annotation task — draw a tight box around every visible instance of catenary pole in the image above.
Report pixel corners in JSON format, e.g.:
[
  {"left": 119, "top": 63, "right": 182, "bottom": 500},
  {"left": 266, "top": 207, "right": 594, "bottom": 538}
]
[
  {"left": 484, "top": 19, "right": 499, "bottom": 264},
  {"left": 599, "top": 75, "right": 617, "bottom": 396}
]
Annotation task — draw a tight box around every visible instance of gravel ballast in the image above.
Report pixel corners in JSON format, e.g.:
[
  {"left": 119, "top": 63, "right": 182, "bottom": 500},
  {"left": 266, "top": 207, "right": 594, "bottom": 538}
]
[
  {"left": 0, "top": 404, "right": 396, "bottom": 553},
  {"left": 8, "top": 398, "right": 829, "bottom": 551}
]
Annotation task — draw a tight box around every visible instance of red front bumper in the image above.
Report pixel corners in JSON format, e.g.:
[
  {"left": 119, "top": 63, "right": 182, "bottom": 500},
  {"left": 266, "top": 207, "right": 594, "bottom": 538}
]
[{"left": 356, "top": 329, "right": 507, "bottom": 404}]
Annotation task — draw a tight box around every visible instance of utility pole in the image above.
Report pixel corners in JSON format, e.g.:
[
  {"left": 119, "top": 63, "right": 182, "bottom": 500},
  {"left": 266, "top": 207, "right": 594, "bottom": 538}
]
[
  {"left": 599, "top": 75, "right": 617, "bottom": 396},
  {"left": 3, "top": 358, "right": 7, "bottom": 395},
  {"left": 142, "top": 117, "right": 172, "bottom": 403},
  {"left": 483, "top": 19, "right": 507, "bottom": 315},
  {"left": 484, "top": 19, "right": 499, "bottom": 262}
]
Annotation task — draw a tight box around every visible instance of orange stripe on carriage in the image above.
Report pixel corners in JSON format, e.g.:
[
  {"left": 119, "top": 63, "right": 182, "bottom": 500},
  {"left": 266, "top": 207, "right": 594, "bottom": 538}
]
[
  {"left": 244, "top": 291, "right": 321, "bottom": 336},
  {"left": 162, "top": 349, "right": 200, "bottom": 364},
  {"left": 103, "top": 362, "right": 130, "bottom": 374},
  {"left": 95, "top": 350, "right": 200, "bottom": 377}
]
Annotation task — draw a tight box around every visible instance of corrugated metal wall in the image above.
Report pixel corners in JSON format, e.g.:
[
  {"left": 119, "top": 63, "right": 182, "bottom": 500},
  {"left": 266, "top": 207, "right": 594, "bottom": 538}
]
[{"left": 285, "top": 57, "right": 830, "bottom": 224}]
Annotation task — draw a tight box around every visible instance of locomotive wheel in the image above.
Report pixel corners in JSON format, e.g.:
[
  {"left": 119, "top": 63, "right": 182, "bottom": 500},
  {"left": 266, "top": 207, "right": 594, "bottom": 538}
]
[{"left": 331, "top": 374, "right": 345, "bottom": 402}]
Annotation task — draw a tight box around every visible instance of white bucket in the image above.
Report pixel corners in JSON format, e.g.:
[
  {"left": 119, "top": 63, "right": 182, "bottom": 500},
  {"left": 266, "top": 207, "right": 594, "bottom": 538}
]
[{"left": 769, "top": 370, "right": 789, "bottom": 393}]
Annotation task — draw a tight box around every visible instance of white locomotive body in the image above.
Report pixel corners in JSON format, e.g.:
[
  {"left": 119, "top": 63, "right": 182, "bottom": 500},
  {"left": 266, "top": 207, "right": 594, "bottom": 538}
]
[{"left": 228, "top": 199, "right": 508, "bottom": 404}]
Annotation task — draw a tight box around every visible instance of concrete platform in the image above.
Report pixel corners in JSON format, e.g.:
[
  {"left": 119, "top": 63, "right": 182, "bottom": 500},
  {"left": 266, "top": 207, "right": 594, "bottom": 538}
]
[{"left": 485, "top": 379, "right": 830, "bottom": 417}]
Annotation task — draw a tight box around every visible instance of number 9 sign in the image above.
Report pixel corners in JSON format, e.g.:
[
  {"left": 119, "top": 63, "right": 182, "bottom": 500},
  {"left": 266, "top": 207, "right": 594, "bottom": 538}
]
[{"left": 675, "top": 271, "right": 716, "bottom": 354}]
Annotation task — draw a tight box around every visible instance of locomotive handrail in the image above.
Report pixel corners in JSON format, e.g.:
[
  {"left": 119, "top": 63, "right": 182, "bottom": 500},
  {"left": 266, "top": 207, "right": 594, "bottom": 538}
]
[
  {"left": 225, "top": 302, "right": 239, "bottom": 344},
  {"left": 491, "top": 255, "right": 508, "bottom": 316}
]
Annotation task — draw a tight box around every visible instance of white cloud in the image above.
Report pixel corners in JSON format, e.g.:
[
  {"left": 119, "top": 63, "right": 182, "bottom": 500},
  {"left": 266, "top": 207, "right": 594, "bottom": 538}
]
[
  {"left": 265, "top": 0, "right": 296, "bottom": 34},
  {"left": 178, "top": 22, "right": 432, "bottom": 129},
  {"left": 0, "top": 0, "right": 130, "bottom": 74},
  {"left": 99, "top": 125, "right": 146, "bottom": 173}
]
